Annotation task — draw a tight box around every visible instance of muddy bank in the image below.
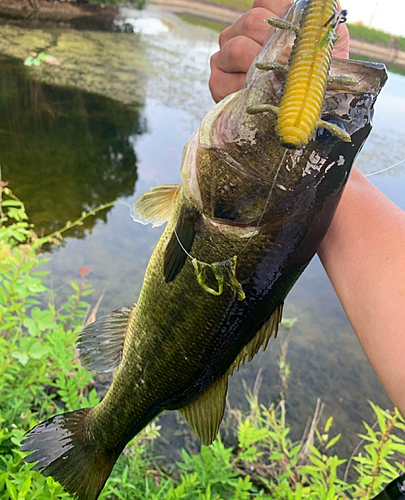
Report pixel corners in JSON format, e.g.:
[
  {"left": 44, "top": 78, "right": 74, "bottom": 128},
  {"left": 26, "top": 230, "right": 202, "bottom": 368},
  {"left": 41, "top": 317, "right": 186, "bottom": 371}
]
[
  {"left": 149, "top": 0, "right": 240, "bottom": 25},
  {"left": 0, "top": 0, "right": 121, "bottom": 29},
  {"left": 350, "top": 38, "right": 405, "bottom": 70}
]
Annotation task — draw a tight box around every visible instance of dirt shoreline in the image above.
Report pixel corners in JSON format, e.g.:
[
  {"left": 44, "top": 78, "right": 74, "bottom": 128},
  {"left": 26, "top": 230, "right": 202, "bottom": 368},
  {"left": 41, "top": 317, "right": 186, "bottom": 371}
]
[
  {"left": 0, "top": 0, "right": 118, "bottom": 26},
  {"left": 149, "top": 0, "right": 241, "bottom": 24}
]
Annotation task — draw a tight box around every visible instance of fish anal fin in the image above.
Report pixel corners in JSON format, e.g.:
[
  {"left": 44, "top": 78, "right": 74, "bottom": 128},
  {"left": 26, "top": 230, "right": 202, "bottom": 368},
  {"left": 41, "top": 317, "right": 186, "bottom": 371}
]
[
  {"left": 131, "top": 185, "right": 181, "bottom": 228},
  {"left": 180, "top": 376, "right": 228, "bottom": 445},
  {"left": 229, "top": 303, "right": 284, "bottom": 376},
  {"left": 78, "top": 306, "right": 135, "bottom": 373},
  {"left": 164, "top": 204, "right": 198, "bottom": 283}
]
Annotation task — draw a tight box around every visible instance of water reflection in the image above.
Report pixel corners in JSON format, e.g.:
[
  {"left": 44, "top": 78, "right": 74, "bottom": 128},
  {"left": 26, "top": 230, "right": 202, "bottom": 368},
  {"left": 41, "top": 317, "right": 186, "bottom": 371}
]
[{"left": 0, "top": 56, "right": 145, "bottom": 239}]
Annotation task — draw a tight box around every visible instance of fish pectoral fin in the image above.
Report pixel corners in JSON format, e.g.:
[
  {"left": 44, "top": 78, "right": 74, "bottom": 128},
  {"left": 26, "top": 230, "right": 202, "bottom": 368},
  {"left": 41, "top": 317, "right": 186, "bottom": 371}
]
[
  {"left": 77, "top": 306, "right": 135, "bottom": 373},
  {"left": 164, "top": 204, "right": 198, "bottom": 283},
  {"left": 130, "top": 184, "right": 181, "bottom": 227},
  {"left": 180, "top": 375, "right": 228, "bottom": 446},
  {"left": 228, "top": 303, "right": 284, "bottom": 377}
]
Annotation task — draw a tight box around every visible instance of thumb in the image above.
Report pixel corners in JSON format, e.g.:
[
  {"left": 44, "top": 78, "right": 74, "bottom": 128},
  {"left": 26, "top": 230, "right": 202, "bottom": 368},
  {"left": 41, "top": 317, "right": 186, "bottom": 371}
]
[
  {"left": 252, "top": 0, "right": 293, "bottom": 17},
  {"left": 333, "top": 23, "right": 350, "bottom": 59}
]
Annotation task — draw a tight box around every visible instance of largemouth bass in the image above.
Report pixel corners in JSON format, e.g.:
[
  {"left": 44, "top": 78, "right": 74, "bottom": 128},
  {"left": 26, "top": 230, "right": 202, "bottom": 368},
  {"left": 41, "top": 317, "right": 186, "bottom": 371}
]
[{"left": 21, "top": 1, "right": 387, "bottom": 498}]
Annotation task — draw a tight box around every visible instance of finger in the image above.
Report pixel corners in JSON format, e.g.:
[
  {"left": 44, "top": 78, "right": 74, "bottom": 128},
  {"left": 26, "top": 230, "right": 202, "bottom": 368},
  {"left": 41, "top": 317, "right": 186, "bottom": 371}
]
[
  {"left": 213, "top": 36, "right": 263, "bottom": 74},
  {"left": 219, "top": 8, "right": 273, "bottom": 48},
  {"left": 252, "top": 0, "right": 292, "bottom": 18},
  {"left": 333, "top": 23, "right": 349, "bottom": 59},
  {"left": 209, "top": 67, "right": 246, "bottom": 103}
]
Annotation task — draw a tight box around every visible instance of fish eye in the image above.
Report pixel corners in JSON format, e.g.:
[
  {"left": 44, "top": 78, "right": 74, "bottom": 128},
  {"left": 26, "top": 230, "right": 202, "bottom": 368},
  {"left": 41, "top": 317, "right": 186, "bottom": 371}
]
[{"left": 316, "top": 116, "right": 347, "bottom": 146}]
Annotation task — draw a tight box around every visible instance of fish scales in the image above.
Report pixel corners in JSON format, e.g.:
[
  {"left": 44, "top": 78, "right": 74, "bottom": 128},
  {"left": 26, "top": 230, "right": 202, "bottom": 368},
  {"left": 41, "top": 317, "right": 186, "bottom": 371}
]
[{"left": 21, "top": 1, "right": 388, "bottom": 498}]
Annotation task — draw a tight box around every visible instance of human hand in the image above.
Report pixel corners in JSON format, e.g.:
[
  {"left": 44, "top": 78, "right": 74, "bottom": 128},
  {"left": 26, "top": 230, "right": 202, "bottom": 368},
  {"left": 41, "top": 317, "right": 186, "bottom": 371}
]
[{"left": 209, "top": 0, "right": 350, "bottom": 103}]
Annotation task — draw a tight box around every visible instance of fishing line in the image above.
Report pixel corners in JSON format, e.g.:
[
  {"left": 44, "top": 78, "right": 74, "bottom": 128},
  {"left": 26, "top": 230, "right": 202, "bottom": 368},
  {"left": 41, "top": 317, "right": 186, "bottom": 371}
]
[
  {"left": 173, "top": 149, "right": 289, "bottom": 264},
  {"left": 171, "top": 149, "right": 288, "bottom": 300},
  {"left": 174, "top": 223, "right": 194, "bottom": 260},
  {"left": 236, "top": 148, "right": 289, "bottom": 259},
  {"left": 364, "top": 157, "right": 405, "bottom": 177}
]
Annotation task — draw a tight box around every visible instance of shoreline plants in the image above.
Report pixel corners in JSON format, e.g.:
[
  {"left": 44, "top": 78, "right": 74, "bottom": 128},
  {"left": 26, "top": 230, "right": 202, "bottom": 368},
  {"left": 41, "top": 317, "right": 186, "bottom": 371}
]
[{"left": 0, "top": 181, "right": 405, "bottom": 499}]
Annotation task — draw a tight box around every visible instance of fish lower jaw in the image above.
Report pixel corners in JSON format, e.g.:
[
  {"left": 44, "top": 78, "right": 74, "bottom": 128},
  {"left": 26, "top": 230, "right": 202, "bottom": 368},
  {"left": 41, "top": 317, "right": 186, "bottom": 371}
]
[{"left": 203, "top": 215, "right": 261, "bottom": 239}]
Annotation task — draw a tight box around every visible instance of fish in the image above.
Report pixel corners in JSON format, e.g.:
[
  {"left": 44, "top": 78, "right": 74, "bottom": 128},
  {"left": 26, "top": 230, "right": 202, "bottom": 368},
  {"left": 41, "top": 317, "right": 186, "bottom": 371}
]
[{"left": 21, "top": 1, "right": 387, "bottom": 499}]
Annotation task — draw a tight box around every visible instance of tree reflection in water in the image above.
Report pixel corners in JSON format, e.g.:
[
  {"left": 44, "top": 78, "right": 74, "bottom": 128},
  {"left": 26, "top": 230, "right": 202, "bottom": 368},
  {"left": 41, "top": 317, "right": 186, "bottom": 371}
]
[{"left": 0, "top": 56, "right": 146, "bottom": 241}]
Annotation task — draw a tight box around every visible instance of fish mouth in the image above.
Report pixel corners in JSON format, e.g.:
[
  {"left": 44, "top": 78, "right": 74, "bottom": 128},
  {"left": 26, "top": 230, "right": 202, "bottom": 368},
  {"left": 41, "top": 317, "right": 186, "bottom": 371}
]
[{"left": 329, "top": 58, "right": 388, "bottom": 97}]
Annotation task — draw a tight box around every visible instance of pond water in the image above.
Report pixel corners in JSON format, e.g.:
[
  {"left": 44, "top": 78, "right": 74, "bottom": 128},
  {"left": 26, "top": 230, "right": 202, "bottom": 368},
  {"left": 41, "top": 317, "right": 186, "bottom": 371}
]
[{"left": 1, "top": 5, "right": 405, "bottom": 459}]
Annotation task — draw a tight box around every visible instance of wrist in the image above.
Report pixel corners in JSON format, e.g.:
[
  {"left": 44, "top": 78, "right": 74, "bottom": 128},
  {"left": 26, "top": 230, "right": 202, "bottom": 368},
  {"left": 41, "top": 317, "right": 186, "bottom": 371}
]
[{"left": 318, "top": 167, "right": 367, "bottom": 261}]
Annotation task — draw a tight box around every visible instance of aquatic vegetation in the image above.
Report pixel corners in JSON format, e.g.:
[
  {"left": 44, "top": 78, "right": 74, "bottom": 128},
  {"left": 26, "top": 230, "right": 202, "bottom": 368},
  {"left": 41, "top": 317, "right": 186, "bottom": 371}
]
[{"left": 0, "top": 24, "right": 149, "bottom": 105}]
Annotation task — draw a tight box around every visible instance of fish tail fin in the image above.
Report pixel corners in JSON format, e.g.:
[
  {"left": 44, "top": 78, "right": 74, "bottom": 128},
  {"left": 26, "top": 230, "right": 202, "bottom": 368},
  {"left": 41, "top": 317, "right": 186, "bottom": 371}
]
[{"left": 21, "top": 408, "right": 118, "bottom": 500}]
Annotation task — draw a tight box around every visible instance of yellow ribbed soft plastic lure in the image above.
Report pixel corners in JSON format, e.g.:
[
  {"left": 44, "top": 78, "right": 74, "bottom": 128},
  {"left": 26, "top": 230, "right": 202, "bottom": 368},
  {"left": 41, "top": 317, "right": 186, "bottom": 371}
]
[
  {"left": 247, "top": 0, "right": 356, "bottom": 149},
  {"left": 277, "top": 0, "right": 339, "bottom": 148}
]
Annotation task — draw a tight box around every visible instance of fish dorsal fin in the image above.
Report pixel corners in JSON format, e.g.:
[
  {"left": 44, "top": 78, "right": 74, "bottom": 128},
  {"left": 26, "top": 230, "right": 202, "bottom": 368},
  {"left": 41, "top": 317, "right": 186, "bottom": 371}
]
[
  {"left": 77, "top": 306, "right": 134, "bottom": 373},
  {"left": 164, "top": 204, "right": 198, "bottom": 283},
  {"left": 131, "top": 185, "right": 181, "bottom": 227},
  {"left": 180, "top": 375, "right": 228, "bottom": 446},
  {"left": 228, "top": 303, "right": 284, "bottom": 377}
]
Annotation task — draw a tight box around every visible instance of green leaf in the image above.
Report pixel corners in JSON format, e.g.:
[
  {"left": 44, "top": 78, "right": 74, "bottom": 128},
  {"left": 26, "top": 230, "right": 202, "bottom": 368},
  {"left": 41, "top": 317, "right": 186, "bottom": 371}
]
[
  {"left": 2, "top": 200, "right": 23, "bottom": 207},
  {"left": 29, "top": 341, "right": 51, "bottom": 359},
  {"left": 17, "top": 476, "right": 31, "bottom": 498},
  {"left": 325, "top": 434, "right": 341, "bottom": 450},
  {"left": 324, "top": 416, "right": 334, "bottom": 433},
  {"left": 6, "top": 479, "right": 18, "bottom": 500},
  {"left": 23, "top": 56, "right": 34, "bottom": 66},
  {"left": 11, "top": 351, "right": 29, "bottom": 366}
]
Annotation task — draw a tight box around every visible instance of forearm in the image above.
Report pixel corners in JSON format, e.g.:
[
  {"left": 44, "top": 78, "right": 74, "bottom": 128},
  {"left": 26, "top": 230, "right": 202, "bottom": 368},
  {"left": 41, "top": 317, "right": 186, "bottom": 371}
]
[{"left": 318, "top": 168, "right": 405, "bottom": 415}]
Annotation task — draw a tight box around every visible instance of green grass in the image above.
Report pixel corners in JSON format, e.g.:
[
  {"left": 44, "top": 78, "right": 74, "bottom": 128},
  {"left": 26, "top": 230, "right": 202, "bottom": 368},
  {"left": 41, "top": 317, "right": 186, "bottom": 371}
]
[
  {"left": 180, "top": 14, "right": 228, "bottom": 32},
  {"left": 347, "top": 23, "right": 392, "bottom": 47},
  {"left": 347, "top": 22, "right": 405, "bottom": 52},
  {"left": 202, "top": 0, "right": 252, "bottom": 12}
]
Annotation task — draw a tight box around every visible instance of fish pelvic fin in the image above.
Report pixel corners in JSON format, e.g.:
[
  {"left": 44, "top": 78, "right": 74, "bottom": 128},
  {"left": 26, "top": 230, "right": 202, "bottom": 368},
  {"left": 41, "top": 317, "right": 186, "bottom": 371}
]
[
  {"left": 21, "top": 409, "right": 118, "bottom": 500},
  {"left": 130, "top": 184, "right": 181, "bottom": 227},
  {"left": 180, "top": 375, "right": 228, "bottom": 446},
  {"left": 78, "top": 306, "right": 135, "bottom": 373},
  {"left": 164, "top": 203, "right": 198, "bottom": 283},
  {"left": 228, "top": 303, "right": 284, "bottom": 376}
]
